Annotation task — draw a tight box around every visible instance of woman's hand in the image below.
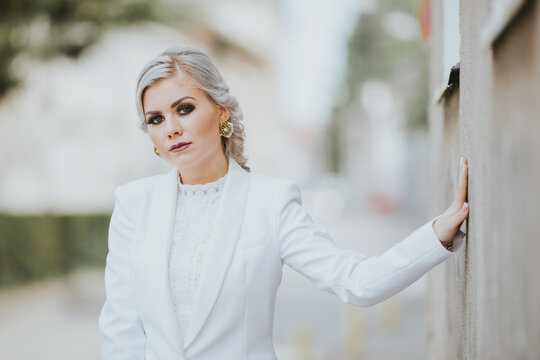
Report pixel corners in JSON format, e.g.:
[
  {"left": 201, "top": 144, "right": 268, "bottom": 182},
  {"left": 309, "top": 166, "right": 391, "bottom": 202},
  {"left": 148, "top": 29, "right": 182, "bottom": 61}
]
[{"left": 433, "top": 156, "right": 469, "bottom": 249}]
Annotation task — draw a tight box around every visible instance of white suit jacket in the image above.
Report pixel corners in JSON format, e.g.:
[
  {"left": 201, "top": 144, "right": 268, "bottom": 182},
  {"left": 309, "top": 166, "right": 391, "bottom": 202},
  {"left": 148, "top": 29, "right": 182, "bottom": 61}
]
[{"left": 98, "top": 157, "right": 465, "bottom": 360}]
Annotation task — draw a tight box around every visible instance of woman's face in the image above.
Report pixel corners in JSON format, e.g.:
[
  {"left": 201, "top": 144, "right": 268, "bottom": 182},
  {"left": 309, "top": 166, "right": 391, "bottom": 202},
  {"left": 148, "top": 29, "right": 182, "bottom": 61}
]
[{"left": 142, "top": 73, "right": 229, "bottom": 170}]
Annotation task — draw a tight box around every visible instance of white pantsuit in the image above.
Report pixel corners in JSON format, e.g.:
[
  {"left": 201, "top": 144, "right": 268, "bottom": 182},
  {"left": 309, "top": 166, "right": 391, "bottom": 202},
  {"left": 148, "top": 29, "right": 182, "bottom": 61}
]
[{"left": 98, "top": 158, "right": 465, "bottom": 359}]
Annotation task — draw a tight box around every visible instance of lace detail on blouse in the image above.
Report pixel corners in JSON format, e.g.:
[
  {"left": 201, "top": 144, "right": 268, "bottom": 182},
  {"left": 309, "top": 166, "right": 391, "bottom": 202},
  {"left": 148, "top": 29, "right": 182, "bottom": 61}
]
[{"left": 168, "top": 173, "right": 227, "bottom": 343}]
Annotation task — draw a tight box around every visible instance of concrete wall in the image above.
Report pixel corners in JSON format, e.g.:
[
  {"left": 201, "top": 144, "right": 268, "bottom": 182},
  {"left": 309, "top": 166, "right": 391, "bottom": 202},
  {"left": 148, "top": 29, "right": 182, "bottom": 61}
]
[{"left": 427, "top": 0, "right": 540, "bottom": 359}]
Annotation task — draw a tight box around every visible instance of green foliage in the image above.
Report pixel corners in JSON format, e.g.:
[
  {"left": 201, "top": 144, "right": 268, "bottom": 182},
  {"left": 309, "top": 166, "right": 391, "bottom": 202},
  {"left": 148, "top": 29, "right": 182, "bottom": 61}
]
[
  {"left": 0, "top": 213, "right": 110, "bottom": 288},
  {"left": 344, "top": 8, "right": 429, "bottom": 130},
  {"left": 0, "top": 0, "right": 192, "bottom": 97},
  {"left": 326, "top": 0, "right": 430, "bottom": 172}
]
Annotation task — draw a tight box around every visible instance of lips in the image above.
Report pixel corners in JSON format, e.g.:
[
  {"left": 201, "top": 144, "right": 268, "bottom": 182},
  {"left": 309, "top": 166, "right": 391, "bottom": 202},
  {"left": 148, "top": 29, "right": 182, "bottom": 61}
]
[{"left": 169, "top": 142, "right": 192, "bottom": 151}]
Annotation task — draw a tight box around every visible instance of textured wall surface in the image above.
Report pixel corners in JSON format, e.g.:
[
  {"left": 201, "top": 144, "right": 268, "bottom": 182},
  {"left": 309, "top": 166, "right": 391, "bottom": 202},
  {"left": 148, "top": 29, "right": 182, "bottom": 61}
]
[{"left": 426, "top": 1, "right": 540, "bottom": 359}]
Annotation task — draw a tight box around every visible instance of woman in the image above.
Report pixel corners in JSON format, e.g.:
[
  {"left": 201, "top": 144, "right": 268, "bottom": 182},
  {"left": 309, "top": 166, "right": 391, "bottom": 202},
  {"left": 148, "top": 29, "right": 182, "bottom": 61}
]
[{"left": 98, "top": 45, "right": 469, "bottom": 360}]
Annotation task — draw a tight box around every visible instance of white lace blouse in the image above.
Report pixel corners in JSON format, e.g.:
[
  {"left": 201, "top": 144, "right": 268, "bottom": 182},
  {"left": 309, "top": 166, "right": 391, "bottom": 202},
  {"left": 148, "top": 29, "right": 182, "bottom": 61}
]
[{"left": 167, "top": 172, "right": 228, "bottom": 343}]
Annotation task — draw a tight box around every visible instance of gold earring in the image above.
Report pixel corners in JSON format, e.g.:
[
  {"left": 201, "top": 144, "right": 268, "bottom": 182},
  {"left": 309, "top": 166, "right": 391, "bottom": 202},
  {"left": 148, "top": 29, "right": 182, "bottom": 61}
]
[
  {"left": 153, "top": 146, "right": 161, "bottom": 157},
  {"left": 219, "top": 120, "right": 234, "bottom": 138}
]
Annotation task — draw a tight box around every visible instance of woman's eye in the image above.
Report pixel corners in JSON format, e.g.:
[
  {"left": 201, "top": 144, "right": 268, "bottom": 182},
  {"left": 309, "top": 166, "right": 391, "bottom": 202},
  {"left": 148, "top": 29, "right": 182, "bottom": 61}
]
[
  {"left": 146, "top": 115, "right": 163, "bottom": 125},
  {"left": 177, "top": 103, "right": 195, "bottom": 115}
]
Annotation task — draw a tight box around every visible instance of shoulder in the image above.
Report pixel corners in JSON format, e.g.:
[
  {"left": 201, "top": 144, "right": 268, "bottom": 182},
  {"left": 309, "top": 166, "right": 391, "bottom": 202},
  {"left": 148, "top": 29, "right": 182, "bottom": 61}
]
[
  {"left": 113, "top": 172, "right": 165, "bottom": 205},
  {"left": 111, "top": 172, "right": 169, "bottom": 222},
  {"left": 248, "top": 170, "right": 302, "bottom": 202}
]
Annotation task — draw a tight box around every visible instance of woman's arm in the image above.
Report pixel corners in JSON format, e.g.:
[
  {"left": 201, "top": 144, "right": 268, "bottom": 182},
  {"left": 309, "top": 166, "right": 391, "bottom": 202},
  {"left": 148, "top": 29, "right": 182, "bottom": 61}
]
[
  {"left": 277, "top": 160, "right": 468, "bottom": 307},
  {"left": 98, "top": 186, "right": 145, "bottom": 359}
]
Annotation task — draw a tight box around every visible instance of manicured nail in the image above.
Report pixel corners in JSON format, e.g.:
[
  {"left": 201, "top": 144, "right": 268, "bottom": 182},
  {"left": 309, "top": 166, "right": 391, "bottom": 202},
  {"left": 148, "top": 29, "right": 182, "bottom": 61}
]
[
  {"left": 460, "top": 156, "right": 464, "bottom": 166},
  {"left": 463, "top": 202, "right": 469, "bottom": 209}
]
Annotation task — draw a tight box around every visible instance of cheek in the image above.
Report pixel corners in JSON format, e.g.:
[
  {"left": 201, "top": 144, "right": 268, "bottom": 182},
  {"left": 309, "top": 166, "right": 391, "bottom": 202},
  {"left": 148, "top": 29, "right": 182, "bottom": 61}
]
[
  {"left": 147, "top": 127, "right": 170, "bottom": 152},
  {"left": 147, "top": 128, "right": 161, "bottom": 145},
  {"left": 192, "top": 112, "right": 219, "bottom": 141}
]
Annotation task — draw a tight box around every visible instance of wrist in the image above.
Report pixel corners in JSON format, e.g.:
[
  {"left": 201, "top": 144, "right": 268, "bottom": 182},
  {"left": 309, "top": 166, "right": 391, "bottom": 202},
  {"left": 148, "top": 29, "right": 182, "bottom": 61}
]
[{"left": 443, "top": 240, "right": 453, "bottom": 251}]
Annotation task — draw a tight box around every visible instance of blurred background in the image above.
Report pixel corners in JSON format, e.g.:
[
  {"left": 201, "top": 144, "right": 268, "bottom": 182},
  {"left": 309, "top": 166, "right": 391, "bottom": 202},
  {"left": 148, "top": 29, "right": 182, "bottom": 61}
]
[{"left": 0, "top": 0, "right": 442, "bottom": 359}]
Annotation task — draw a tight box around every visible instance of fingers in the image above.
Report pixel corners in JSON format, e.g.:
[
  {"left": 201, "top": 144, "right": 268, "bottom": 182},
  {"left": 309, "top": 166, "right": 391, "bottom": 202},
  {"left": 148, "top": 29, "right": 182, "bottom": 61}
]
[
  {"left": 451, "top": 201, "right": 469, "bottom": 226},
  {"left": 443, "top": 157, "right": 470, "bottom": 234},
  {"left": 454, "top": 156, "right": 468, "bottom": 207}
]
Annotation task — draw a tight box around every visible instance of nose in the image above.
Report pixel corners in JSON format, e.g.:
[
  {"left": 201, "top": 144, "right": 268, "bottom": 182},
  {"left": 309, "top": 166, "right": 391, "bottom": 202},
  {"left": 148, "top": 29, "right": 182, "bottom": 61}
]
[{"left": 165, "top": 116, "right": 183, "bottom": 138}]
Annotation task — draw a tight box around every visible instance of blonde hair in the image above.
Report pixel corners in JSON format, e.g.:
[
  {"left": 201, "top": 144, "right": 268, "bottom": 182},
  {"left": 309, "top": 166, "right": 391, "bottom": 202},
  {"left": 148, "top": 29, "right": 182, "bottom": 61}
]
[{"left": 135, "top": 45, "right": 250, "bottom": 171}]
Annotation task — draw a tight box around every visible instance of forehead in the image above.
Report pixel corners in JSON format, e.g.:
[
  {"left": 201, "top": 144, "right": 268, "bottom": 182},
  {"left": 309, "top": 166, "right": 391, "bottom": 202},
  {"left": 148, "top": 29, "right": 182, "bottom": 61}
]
[{"left": 143, "top": 73, "right": 204, "bottom": 110}]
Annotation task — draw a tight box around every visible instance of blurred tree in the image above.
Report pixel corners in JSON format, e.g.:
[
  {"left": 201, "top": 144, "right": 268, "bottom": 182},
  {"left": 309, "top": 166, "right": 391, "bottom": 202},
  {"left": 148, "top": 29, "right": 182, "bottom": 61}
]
[
  {"left": 0, "top": 0, "right": 193, "bottom": 98},
  {"left": 325, "top": 0, "right": 429, "bottom": 173}
]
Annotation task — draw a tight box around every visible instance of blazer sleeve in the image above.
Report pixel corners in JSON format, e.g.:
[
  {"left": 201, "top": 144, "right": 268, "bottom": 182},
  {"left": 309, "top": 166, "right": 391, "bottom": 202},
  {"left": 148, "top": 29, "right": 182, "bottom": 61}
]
[
  {"left": 98, "top": 186, "right": 145, "bottom": 359},
  {"left": 277, "top": 180, "right": 466, "bottom": 307}
]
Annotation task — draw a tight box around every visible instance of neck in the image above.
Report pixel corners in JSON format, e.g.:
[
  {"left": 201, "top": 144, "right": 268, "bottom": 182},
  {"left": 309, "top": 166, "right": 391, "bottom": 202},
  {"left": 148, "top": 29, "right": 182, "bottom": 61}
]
[{"left": 177, "top": 155, "right": 229, "bottom": 185}]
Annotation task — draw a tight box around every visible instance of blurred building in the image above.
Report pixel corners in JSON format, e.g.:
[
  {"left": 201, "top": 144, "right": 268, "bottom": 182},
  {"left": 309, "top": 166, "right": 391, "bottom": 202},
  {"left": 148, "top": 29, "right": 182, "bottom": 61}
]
[{"left": 427, "top": 0, "right": 540, "bottom": 358}]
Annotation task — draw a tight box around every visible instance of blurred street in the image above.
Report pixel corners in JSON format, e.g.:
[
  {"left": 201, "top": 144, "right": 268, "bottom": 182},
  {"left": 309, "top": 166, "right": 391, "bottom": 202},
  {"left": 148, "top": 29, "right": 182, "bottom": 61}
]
[{"left": 0, "top": 268, "right": 104, "bottom": 359}]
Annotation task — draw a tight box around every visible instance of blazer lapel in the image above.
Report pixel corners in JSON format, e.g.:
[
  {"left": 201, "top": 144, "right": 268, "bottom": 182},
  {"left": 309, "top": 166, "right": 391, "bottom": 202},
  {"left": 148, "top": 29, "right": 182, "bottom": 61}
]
[
  {"left": 143, "top": 166, "right": 184, "bottom": 354},
  {"left": 183, "top": 158, "right": 250, "bottom": 349}
]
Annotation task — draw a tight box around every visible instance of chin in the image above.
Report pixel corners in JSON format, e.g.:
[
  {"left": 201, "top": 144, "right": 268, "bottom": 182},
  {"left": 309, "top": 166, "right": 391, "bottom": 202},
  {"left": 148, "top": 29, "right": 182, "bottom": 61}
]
[{"left": 170, "top": 156, "right": 198, "bottom": 169}]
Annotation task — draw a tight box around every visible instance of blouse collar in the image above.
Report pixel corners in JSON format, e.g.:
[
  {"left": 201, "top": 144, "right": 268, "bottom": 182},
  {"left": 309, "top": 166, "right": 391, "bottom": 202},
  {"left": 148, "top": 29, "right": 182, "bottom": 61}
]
[{"left": 177, "top": 173, "right": 228, "bottom": 196}]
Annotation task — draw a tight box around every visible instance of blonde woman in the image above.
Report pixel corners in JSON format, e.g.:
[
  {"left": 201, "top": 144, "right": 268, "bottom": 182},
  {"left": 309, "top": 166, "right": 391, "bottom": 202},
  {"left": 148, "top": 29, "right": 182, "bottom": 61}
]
[{"left": 98, "top": 45, "right": 469, "bottom": 360}]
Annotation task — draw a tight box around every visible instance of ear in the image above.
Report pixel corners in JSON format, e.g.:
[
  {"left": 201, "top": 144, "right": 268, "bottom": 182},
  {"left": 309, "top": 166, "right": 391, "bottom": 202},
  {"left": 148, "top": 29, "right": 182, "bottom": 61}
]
[{"left": 218, "top": 105, "right": 231, "bottom": 122}]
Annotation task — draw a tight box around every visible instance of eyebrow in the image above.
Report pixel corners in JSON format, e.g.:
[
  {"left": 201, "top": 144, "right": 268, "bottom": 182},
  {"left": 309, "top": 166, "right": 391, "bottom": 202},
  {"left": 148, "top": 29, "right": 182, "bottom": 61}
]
[{"left": 145, "top": 96, "right": 196, "bottom": 116}]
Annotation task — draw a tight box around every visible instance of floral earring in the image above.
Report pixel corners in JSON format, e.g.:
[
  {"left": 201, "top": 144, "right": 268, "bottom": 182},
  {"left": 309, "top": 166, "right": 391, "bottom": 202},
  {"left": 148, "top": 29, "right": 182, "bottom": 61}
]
[{"left": 219, "top": 120, "right": 234, "bottom": 138}]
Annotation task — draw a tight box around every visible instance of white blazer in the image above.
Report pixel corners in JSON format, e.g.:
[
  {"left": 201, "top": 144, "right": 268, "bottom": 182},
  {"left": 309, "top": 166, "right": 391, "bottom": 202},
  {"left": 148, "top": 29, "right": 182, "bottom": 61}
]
[{"left": 98, "top": 158, "right": 465, "bottom": 360}]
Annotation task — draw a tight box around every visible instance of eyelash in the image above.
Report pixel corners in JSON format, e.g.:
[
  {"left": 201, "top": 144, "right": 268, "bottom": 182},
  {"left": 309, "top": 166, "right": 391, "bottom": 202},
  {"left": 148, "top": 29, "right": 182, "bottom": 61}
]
[{"left": 145, "top": 103, "right": 195, "bottom": 125}]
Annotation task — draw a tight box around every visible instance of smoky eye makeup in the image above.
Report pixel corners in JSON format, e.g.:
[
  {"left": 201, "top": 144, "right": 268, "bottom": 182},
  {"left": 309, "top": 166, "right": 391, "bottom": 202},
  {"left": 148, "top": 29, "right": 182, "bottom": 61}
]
[
  {"left": 145, "top": 115, "right": 163, "bottom": 125},
  {"left": 177, "top": 103, "right": 195, "bottom": 115},
  {"left": 144, "top": 101, "right": 195, "bottom": 125}
]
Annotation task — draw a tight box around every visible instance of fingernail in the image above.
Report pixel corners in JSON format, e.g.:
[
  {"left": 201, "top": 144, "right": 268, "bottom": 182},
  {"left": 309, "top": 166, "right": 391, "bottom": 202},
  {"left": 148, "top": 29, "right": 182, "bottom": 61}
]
[
  {"left": 463, "top": 202, "right": 469, "bottom": 209},
  {"left": 460, "top": 156, "right": 464, "bottom": 166}
]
